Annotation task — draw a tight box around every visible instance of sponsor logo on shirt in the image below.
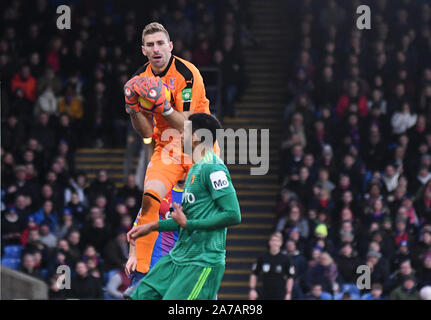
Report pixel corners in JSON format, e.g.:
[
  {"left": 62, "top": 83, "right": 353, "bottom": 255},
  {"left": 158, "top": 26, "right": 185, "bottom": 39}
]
[
  {"left": 210, "top": 171, "right": 229, "bottom": 190},
  {"left": 182, "top": 88, "right": 192, "bottom": 102},
  {"left": 164, "top": 209, "right": 173, "bottom": 219},
  {"left": 183, "top": 190, "right": 196, "bottom": 204}
]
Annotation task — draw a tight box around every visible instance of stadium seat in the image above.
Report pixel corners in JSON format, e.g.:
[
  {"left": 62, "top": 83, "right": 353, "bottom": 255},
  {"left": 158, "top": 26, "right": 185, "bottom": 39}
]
[
  {"left": 334, "top": 291, "right": 360, "bottom": 300},
  {"left": 1, "top": 258, "right": 21, "bottom": 270},
  {"left": 361, "top": 293, "right": 373, "bottom": 300},
  {"left": 320, "top": 291, "right": 333, "bottom": 300},
  {"left": 41, "top": 268, "right": 48, "bottom": 280},
  {"left": 341, "top": 283, "right": 360, "bottom": 296},
  {"left": 3, "top": 245, "right": 23, "bottom": 259}
]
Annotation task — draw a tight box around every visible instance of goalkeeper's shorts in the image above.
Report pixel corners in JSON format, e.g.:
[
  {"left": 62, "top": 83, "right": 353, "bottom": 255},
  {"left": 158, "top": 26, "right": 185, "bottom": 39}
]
[
  {"left": 130, "top": 254, "right": 225, "bottom": 300},
  {"left": 144, "top": 144, "right": 192, "bottom": 193},
  {"left": 144, "top": 141, "right": 220, "bottom": 193}
]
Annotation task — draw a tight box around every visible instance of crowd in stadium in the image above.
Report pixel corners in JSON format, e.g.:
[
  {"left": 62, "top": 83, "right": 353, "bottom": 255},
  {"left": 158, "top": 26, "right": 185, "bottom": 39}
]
[
  {"left": 272, "top": 0, "right": 431, "bottom": 300},
  {"left": 0, "top": 0, "right": 249, "bottom": 299}
]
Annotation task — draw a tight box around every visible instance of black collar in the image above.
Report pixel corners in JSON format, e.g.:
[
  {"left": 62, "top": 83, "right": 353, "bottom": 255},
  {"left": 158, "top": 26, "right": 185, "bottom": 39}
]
[{"left": 151, "top": 54, "right": 174, "bottom": 77}]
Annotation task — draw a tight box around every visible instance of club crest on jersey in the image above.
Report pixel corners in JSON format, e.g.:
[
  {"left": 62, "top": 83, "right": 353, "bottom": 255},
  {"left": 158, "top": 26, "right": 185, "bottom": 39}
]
[
  {"left": 125, "top": 87, "right": 132, "bottom": 96},
  {"left": 168, "top": 77, "right": 176, "bottom": 90}
]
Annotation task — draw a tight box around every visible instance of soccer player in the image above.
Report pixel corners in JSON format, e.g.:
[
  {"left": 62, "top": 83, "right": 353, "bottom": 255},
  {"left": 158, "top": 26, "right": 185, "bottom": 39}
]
[
  {"left": 123, "top": 181, "right": 184, "bottom": 297},
  {"left": 249, "top": 232, "right": 295, "bottom": 300},
  {"left": 123, "top": 22, "right": 215, "bottom": 276},
  {"left": 126, "top": 113, "right": 241, "bottom": 300}
]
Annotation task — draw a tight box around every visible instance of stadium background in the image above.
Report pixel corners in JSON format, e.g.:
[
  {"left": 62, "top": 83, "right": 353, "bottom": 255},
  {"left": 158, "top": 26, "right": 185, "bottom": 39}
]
[{"left": 1, "top": 0, "right": 431, "bottom": 300}]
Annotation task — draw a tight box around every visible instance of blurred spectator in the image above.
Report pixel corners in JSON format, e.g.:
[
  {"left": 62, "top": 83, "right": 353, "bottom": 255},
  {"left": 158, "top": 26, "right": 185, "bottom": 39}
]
[
  {"left": 19, "top": 253, "right": 43, "bottom": 280},
  {"left": 38, "top": 222, "right": 58, "bottom": 250},
  {"left": 48, "top": 274, "right": 69, "bottom": 300},
  {"left": 361, "top": 283, "right": 384, "bottom": 300},
  {"left": 58, "top": 85, "right": 84, "bottom": 122},
  {"left": 83, "top": 81, "right": 112, "bottom": 148},
  {"left": 29, "top": 200, "right": 58, "bottom": 232},
  {"left": 87, "top": 170, "right": 116, "bottom": 205},
  {"left": 11, "top": 65, "right": 37, "bottom": 103},
  {"left": 1, "top": 207, "right": 25, "bottom": 249},
  {"left": 389, "top": 275, "right": 420, "bottom": 300},
  {"left": 66, "top": 230, "right": 82, "bottom": 266},
  {"left": 391, "top": 101, "right": 417, "bottom": 136},
  {"left": 70, "top": 261, "right": 103, "bottom": 299},
  {"left": 417, "top": 253, "right": 431, "bottom": 288},
  {"left": 117, "top": 173, "right": 141, "bottom": 204},
  {"left": 305, "top": 283, "right": 324, "bottom": 300},
  {"left": 304, "top": 251, "right": 339, "bottom": 294},
  {"left": 103, "top": 228, "right": 129, "bottom": 272},
  {"left": 105, "top": 269, "right": 131, "bottom": 300},
  {"left": 55, "top": 210, "right": 78, "bottom": 241},
  {"left": 81, "top": 217, "right": 112, "bottom": 254},
  {"left": 336, "top": 243, "right": 361, "bottom": 285},
  {"left": 336, "top": 80, "right": 368, "bottom": 118}
]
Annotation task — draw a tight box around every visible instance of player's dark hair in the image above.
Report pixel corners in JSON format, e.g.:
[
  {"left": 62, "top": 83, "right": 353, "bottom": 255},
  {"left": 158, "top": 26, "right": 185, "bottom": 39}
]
[{"left": 189, "top": 113, "right": 222, "bottom": 144}]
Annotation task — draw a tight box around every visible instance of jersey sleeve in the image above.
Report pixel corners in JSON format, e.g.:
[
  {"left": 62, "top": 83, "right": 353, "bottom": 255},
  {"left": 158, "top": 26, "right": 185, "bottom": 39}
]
[
  {"left": 251, "top": 257, "right": 263, "bottom": 276},
  {"left": 185, "top": 192, "right": 241, "bottom": 231},
  {"left": 158, "top": 218, "right": 180, "bottom": 232},
  {"left": 201, "top": 163, "right": 236, "bottom": 200},
  {"left": 284, "top": 257, "right": 296, "bottom": 279}
]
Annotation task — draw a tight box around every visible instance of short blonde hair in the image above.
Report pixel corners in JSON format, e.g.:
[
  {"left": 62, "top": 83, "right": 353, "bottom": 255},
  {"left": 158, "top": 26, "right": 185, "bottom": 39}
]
[
  {"left": 142, "top": 22, "right": 170, "bottom": 45},
  {"left": 269, "top": 232, "right": 283, "bottom": 242}
]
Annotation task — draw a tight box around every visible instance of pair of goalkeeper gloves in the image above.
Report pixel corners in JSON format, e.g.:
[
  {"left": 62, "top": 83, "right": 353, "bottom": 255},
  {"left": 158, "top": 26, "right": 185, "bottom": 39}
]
[{"left": 124, "top": 76, "right": 174, "bottom": 116}]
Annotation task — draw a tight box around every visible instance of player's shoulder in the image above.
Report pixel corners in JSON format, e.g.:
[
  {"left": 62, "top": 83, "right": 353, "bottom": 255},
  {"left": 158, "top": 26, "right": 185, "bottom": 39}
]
[
  {"left": 201, "top": 151, "right": 225, "bottom": 166},
  {"left": 173, "top": 56, "right": 202, "bottom": 80},
  {"left": 200, "top": 152, "right": 231, "bottom": 178},
  {"left": 132, "top": 62, "right": 150, "bottom": 77}
]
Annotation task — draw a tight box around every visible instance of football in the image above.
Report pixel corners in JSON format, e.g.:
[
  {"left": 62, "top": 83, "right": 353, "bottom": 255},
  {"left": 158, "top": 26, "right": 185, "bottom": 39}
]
[{"left": 137, "top": 83, "right": 172, "bottom": 114}]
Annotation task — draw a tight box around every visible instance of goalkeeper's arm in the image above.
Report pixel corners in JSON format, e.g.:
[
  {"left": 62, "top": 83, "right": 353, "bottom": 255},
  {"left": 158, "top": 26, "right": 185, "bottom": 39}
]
[
  {"left": 185, "top": 193, "right": 241, "bottom": 231},
  {"left": 130, "top": 111, "right": 153, "bottom": 139}
]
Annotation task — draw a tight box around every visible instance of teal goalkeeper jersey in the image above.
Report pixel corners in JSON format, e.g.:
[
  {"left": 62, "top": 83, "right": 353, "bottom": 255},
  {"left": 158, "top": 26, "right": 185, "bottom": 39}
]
[{"left": 166, "top": 150, "right": 240, "bottom": 267}]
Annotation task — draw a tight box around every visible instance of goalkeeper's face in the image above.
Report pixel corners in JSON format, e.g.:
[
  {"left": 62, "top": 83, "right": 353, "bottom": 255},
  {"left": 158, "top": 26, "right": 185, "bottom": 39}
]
[{"left": 142, "top": 32, "right": 173, "bottom": 71}]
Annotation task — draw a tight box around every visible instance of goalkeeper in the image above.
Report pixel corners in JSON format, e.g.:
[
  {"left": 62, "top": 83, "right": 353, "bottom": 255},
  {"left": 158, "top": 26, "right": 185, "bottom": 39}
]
[
  {"left": 124, "top": 22, "right": 215, "bottom": 276},
  {"left": 127, "top": 113, "right": 241, "bottom": 300}
]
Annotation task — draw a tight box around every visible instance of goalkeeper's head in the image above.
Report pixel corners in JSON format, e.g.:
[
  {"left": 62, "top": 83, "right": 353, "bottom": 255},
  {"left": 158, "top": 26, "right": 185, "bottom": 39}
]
[{"left": 183, "top": 113, "right": 222, "bottom": 161}]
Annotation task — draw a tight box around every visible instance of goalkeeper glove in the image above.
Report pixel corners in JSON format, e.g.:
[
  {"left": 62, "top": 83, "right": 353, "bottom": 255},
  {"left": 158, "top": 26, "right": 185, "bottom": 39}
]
[
  {"left": 123, "top": 76, "right": 143, "bottom": 115},
  {"left": 135, "top": 76, "right": 173, "bottom": 116}
]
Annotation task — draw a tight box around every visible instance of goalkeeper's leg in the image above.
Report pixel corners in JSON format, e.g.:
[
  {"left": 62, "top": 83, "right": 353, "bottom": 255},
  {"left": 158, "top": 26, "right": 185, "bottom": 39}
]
[{"left": 135, "top": 148, "right": 191, "bottom": 273}]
